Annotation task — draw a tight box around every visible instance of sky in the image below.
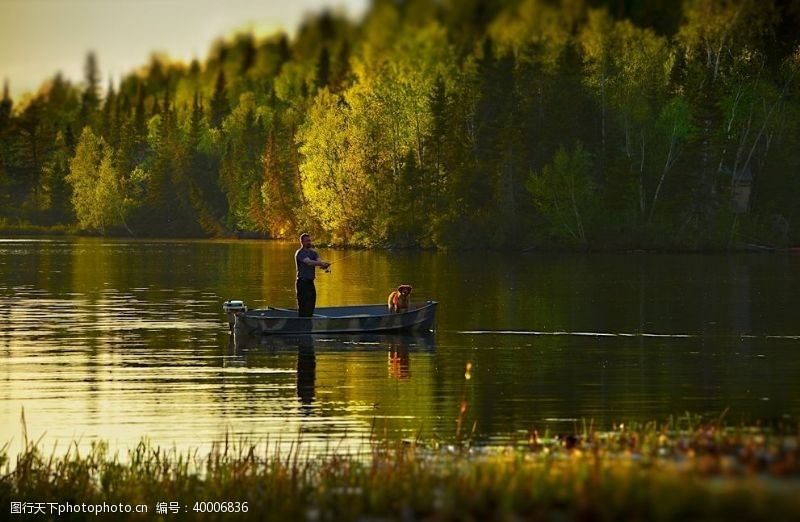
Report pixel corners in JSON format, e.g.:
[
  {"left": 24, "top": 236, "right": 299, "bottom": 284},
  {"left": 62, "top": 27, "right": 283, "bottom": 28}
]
[{"left": 0, "top": 0, "right": 369, "bottom": 100}]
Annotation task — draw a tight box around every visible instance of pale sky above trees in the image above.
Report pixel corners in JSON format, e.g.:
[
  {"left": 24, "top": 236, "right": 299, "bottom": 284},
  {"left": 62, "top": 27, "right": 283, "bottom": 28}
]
[{"left": 0, "top": 0, "right": 367, "bottom": 99}]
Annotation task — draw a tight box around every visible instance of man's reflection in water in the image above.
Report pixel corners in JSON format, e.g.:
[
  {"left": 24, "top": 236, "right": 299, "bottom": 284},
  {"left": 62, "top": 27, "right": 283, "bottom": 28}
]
[
  {"left": 296, "top": 335, "right": 316, "bottom": 406},
  {"left": 388, "top": 342, "right": 410, "bottom": 379}
]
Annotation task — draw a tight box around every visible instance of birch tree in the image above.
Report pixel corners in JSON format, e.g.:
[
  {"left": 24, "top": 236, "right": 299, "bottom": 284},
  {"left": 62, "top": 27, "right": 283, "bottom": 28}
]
[{"left": 66, "top": 127, "right": 132, "bottom": 233}]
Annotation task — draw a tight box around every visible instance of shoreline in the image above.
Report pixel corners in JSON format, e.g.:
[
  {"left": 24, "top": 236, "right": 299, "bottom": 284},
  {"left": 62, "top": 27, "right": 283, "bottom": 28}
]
[{"left": 1, "top": 227, "right": 797, "bottom": 254}]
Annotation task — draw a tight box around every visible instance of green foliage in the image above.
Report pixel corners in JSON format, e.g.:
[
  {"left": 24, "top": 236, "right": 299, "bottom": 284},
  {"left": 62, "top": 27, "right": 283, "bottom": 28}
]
[
  {"left": 2, "top": 0, "right": 800, "bottom": 248},
  {"left": 297, "top": 88, "right": 363, "bottom": 243},
  {"left": 259, "top": 127, "right": 300, "bottom": 237},
  {"left": 38, "top": 130, "right": 73, "bottom": 224},
  {"left": 66, "top": 127, "right": 132, "bottom": 234},
  {"left": 527, "top": 143, "right": 595, "bottom": 247}
]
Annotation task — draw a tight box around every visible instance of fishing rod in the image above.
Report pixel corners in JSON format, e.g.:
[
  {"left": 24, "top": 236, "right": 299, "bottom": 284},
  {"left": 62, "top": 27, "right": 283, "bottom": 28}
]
[{"left": 313, "top": 246, "right": 363, "bottom": 274}]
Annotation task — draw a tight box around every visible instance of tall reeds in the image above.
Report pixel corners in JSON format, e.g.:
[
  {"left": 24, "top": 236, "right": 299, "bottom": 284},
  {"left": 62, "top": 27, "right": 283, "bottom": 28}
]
[{"left": 2, "top": 418, "right": 798, "bottom": 521}]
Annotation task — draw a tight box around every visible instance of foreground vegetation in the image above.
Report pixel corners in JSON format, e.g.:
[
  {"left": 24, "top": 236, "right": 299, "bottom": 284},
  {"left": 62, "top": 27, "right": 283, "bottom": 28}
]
[
  {"left": 1, "top": 1, "right": 800, "bottom": 249},
  {"left": 2, "top": 418, "right": 799, "bottom": 521}
]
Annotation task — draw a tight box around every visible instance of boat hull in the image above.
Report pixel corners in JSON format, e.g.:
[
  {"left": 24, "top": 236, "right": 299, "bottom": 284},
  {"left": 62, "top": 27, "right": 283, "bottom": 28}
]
[{"left": 232, "top": 301, "right": 437, "bottom": 335}]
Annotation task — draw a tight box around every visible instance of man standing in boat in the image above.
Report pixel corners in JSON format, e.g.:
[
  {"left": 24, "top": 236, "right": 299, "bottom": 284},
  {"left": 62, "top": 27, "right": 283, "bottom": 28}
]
[{"left": 295, "top": 233, "right": 330, "bottom": 317}]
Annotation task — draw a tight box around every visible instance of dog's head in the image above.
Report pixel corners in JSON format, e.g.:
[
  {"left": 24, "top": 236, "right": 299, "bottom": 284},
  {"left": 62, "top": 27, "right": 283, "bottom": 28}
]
[{"left": 397, "top": 284, "right": 413, "bottom": 296}]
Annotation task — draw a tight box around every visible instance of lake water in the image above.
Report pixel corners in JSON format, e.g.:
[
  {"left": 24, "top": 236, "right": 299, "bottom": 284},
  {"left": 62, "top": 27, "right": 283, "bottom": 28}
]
[{"left": 1, "top": 238, "right": 799, "bottom": 456}]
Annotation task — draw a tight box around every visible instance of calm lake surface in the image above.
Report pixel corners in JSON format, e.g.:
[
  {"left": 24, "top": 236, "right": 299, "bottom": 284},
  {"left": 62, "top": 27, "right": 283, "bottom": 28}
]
[{"left": 1, "top": 238, "right": 799, "bottom": 456}]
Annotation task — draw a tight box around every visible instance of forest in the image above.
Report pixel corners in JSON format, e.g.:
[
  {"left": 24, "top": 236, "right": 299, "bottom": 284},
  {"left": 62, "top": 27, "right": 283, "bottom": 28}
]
[{"left": 1, "top": 0, "right": 799, "bottom": 249}]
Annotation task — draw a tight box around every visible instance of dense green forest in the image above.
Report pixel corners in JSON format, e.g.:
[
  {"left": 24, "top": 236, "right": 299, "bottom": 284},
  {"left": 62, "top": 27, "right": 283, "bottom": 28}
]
[{"left": 1, "top": 0, "right": 799, "bottom": 249}]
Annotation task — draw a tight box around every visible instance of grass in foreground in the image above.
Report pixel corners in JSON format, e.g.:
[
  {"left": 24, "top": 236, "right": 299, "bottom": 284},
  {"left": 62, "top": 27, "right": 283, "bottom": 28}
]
[{"left": 1, "top": 418, "right": 799, "bottom": 521}]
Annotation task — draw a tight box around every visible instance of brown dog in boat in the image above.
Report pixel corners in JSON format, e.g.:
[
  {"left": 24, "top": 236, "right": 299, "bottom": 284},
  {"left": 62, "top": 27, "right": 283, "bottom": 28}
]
[{"left": 387, "top": 285, "right": 413, "bottom": 313}]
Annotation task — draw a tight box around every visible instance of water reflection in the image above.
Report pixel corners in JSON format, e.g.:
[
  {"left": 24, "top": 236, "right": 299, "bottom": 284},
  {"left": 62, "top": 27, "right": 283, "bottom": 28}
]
[
  {"left": 231, "top": 330, "right": 435, "bottom": 354},
  {"left": 296, "top": 336, "right": 316, "bottom": 407},
  {"left": 228, "top": 330, "right": 435, "bottom": 417},
  {"left": 2, "top": 238, "right": 800, "bottom": 459},
  {"left": 388, "top": 343, "right": 410, "bottom": 379}
]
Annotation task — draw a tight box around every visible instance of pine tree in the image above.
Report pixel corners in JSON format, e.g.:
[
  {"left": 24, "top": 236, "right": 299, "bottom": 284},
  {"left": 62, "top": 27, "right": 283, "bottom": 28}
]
[
  {"left": 187, "top": 91, "right": 226, "bottom": 235},
  {"left": 0, "top": 80, "right": 14, "bottom": 214},
  {"left": 238, "top": 34, "right": 257, "bottom": 75},
  {"left": 316, "top": 46, "right": 331, "bottom": 89},
  {"left": 210, "top": 69, "right": 230, "bottom": 128},
  {"left": 0, "top": 80, "right": 11, "bottom": 128},
  {"left": 101, "top": 80, "right": 117, "bottom": 145},
  {"left": 79, "top": 52, "right": 101, "bottom": 128},
  {"left": 40, "top": 130, "right": 73, "bottom": 224}
]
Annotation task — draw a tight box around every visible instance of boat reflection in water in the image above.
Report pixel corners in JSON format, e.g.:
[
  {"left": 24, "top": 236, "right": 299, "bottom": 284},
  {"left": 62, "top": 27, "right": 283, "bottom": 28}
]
[{"left": 230, "top": 330, "right": 435, "bottom": 402}]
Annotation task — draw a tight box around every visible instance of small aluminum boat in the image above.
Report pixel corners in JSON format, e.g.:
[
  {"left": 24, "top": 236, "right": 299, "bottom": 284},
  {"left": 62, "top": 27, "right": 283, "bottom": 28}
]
[{"left": 223, "top": 300, "right": 437, "bottom": 335}]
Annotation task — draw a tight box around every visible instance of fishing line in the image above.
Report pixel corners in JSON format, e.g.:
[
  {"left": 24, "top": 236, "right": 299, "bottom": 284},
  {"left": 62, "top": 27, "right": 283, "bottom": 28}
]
[{"left": 317, "top": 248, "right": 364, "bottom": 274}]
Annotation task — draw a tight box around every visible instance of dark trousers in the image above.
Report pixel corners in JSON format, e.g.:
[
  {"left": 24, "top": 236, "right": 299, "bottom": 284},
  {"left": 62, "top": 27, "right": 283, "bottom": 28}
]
[{"left": 296, "top": 278, "right": 316, "bottom": 317}]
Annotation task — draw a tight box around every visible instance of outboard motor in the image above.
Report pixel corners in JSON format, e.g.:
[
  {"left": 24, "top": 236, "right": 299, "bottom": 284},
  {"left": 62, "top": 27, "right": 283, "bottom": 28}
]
[{"left": 223, "top": 300, "right": 247, "bottom": 331}]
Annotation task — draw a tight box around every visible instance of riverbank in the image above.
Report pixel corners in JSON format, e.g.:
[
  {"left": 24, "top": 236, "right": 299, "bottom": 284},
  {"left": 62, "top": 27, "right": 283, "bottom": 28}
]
[
  {"left": 2, "top": 225, "right": 798, "bottom": 254},
  {"left": 0, "top": 223, "right": 74, "bottom": 236},
  {"left": 3, "top": 420, "right": 798, "bottom": 521}
]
